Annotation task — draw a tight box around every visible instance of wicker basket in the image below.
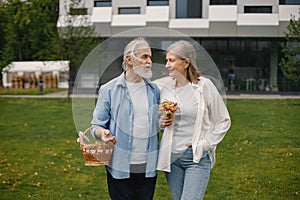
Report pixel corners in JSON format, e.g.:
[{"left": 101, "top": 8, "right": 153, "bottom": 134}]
[{"left": 78, "top": 127, "right": 114, "bottom": 166}]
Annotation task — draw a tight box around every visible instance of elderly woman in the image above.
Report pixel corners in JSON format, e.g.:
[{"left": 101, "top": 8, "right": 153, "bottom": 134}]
[{"left": 157, "top": 40, "right": 231, "bottom": 200}]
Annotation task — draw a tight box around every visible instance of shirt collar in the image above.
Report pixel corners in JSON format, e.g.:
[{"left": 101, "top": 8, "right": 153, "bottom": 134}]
[
  {"left": 115, "top": 71, "right": 155, "bottom": 89},
  {"left": 169, "top": 77, "right": 201, "bottom": 89}
]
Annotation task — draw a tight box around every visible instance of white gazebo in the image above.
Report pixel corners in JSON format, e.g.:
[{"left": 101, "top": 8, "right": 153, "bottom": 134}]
[{"left": 2, "top": 61, "right": 70, "bottom": 89}]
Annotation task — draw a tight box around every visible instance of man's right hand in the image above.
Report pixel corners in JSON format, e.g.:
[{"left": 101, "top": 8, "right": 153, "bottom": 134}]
[
  {"left": 95, "top": 127, "right": 116, "bottom": 144},
  {"left": 101, "top": 129, "right": 116, "bottom": 145}
]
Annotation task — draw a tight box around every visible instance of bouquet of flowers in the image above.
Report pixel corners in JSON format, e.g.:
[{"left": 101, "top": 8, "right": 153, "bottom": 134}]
[{"left": 158, "top": 100, "right": 178, "bottom": 119}]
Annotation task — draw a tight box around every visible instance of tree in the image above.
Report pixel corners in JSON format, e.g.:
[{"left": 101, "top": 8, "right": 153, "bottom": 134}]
[
  {"left": 279, "top": 15, "right": 300, "bottom": 82},
  {"left": 0, "top": 0, "right": 59, "bottom": 69},
  {"left": 0, "top": 0, "right": 102, "bottom": 89},
  {"left": 52, "top": 0, "right": 103, "bottom": 96},
  {"left": 27, "top": 0, "right": 60, "bottom": 61}
]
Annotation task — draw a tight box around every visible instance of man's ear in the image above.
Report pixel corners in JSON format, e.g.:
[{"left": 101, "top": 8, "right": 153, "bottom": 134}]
[{"left": 126, "top": 55, "right": 133, "bottom": 66}]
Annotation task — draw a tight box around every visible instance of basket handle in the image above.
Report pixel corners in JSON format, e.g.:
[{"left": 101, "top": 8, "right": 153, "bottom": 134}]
[
  {"left": 77, "top": 126, "right": 93, "bottom": 146},
  {"left": 82, "top": 126, "right": 93, "bottom": 135},
  {"left": 77, "top": 126, "right": 115, "bottom": 146}
]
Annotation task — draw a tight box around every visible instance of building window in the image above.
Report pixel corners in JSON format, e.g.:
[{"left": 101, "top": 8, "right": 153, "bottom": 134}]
[
  {"left": 94, "top": 0, "right": 112, "bottom": 7},
  {"left": 69, "top": 8, "right": 88, "bottom": 15},
  {"left": 244, "top": 6, "right": 272, "bottom": 13},
  {"left": 147, "top": 0, "right": 169, "bottom": 6},
  {"left": 210, "top": 0, "right": 236, "bottom": 5},
  {"left": 279, "top": 0, "right": 300, "bottom": 4},
  {"left": 119, "top": 7, "right": 141, "bottom": 14},
  {"left": 176, "top": 0, "right": 202, "bottom": 18}
]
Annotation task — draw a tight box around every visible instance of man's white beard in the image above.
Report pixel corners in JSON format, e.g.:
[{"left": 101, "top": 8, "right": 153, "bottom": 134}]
[{"left": 133, "top": 64, "right": 152, "bottom": 79}]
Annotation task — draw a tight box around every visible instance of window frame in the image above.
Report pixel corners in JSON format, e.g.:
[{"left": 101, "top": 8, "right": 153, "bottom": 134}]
[
  {"left": 244, "top": 6, "right": 272, "bottom": 14},
  {"left": 118, "top": 7, "right": 141, "bottom": 15},
  {"left": 69, "top": 7, "right": 88, "bottom": 15},
  {"left": 147, "top": 0, "right": 169, "bottom": 6},
  {"left": 94, "top": 0, "right": 112, "bottom": 7},
  {"left": 210, "top": 0, "right": 236, "bottom": 5},
  {"left": 279, "top": 0, "right": 300, "bottom": 5}
]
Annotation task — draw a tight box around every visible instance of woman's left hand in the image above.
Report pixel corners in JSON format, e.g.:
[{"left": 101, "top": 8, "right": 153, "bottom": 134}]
[{"left": 160, "top": 115, "right": 174, "bottom": 128}]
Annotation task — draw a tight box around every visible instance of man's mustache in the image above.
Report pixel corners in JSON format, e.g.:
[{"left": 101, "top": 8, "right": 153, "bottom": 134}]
[{"left": 143, "top": 64, "right": 152, "bottom": 68}]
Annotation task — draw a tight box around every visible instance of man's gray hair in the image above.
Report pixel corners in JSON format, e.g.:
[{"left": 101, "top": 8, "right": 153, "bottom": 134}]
[{"left": 122, "top": 37, "right": 151, "bottom": 70}]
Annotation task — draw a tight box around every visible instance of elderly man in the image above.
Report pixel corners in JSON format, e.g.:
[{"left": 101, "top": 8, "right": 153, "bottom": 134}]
[{"left": 91, "top": 37, "right": 160, "bottom": 200}]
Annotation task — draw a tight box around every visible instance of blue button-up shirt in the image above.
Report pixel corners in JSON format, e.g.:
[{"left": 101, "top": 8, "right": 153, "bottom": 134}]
[{"left": 91, "top": 72, "right": 160, "bottom": 179}]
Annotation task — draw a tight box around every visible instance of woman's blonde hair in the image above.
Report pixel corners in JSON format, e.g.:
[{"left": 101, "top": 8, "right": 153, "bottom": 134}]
[{"left": 167, "top": 40, "right": 201, "bottom": 83}]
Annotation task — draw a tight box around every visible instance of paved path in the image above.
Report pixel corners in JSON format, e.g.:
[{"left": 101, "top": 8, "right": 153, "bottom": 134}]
[
  {"left": 1, "top": 90, "right": 300, "bottom": 99},
  {"left": 226, "top": 94, "right": 300, "bottom": 99}
]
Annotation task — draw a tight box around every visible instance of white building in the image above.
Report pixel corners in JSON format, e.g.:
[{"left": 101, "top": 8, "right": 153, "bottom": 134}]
[{"left": 57, "top": 0, "right": 300, "bottom": 91}]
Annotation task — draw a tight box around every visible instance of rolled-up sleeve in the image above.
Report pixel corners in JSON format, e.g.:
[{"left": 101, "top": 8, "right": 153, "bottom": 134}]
[{"left": 91, "top": 87, "right": 111, "bottom": 138}]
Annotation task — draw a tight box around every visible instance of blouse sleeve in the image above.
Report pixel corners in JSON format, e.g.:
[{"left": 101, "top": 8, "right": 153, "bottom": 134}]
[{"left": 202, "top": 78, "right": 231, "bottom": 150}]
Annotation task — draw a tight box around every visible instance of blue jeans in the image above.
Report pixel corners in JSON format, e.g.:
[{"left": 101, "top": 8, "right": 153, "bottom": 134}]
[{"left": 165, "top": 147, "right": 211, "bottom": 200}]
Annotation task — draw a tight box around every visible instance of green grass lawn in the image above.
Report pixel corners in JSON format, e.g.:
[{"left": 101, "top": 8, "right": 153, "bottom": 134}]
[
  {"left": 0, "top": 88, "right": 66, "bottom": 95},
  {"left": 0, "top": 98, "right": 299, "bottom": 199}
]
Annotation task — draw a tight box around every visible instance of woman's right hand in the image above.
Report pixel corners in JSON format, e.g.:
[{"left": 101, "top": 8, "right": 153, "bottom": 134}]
[{"left": 160, "top": 115, "right": 174, "bottom": 128}]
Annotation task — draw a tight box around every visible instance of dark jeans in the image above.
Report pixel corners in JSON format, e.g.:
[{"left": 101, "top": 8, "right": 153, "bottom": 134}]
[{"left": 106, "top": 165, "right": 157, "bottom": 200}]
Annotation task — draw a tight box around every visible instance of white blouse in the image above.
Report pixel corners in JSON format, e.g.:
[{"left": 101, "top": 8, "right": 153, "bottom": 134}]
[
  {"left": 157, "top": 76, "right": 231, "bottom": 172},
  {"left": 172, "top": 83, "right": 198, "bottom": 153}
]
